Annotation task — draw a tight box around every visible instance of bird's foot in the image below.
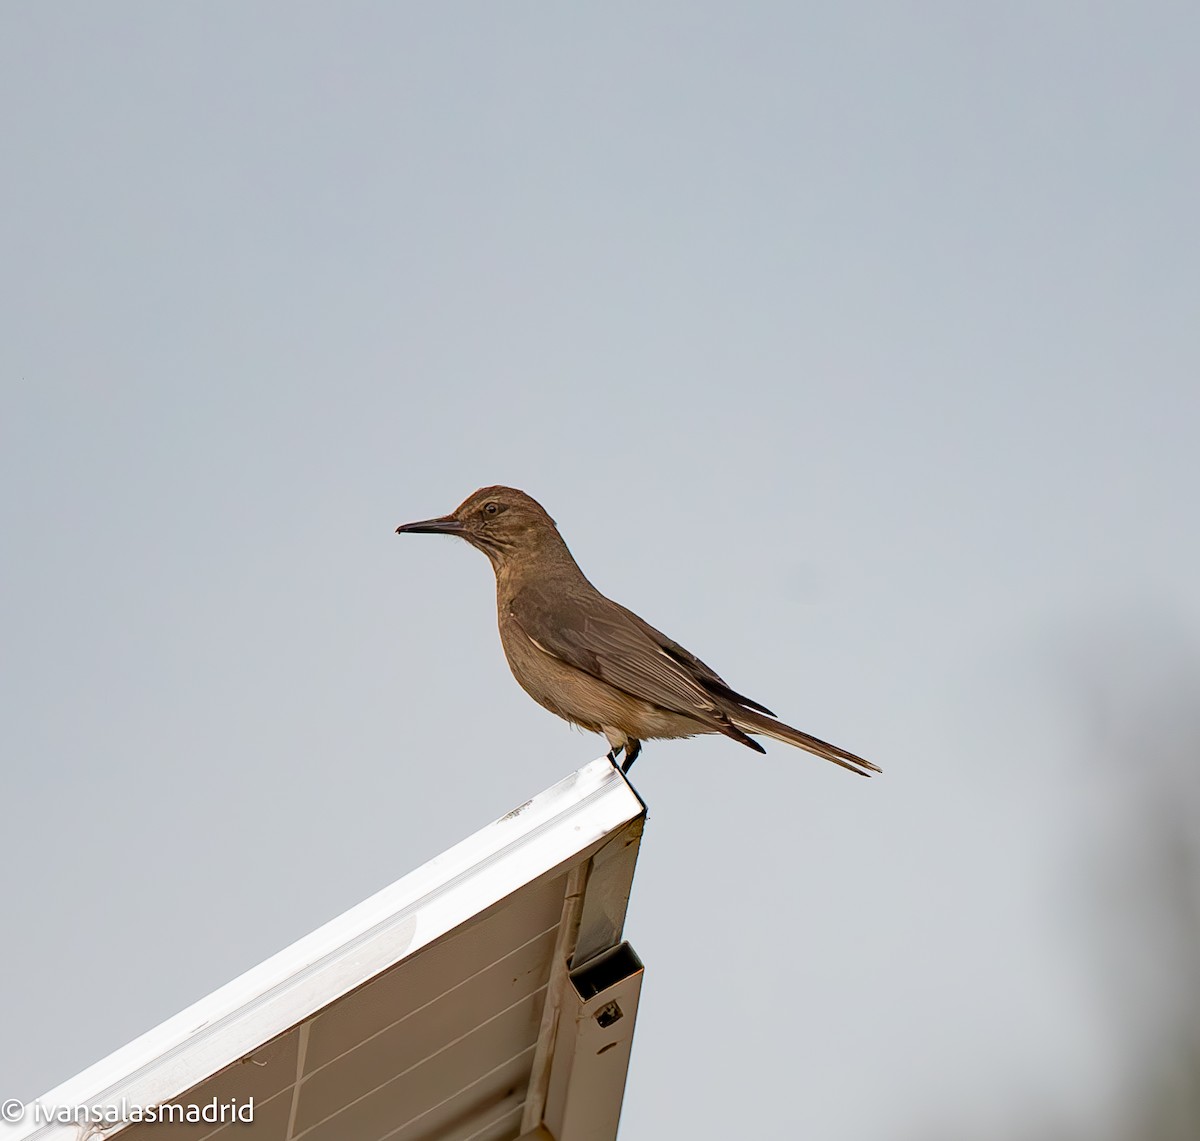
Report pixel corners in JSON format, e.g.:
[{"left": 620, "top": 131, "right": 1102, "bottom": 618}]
[
  {"left": 619, "top": 740, "right": 642, "bottom": 774},
  {"left": 606, "top": 746, "right": 623, "bottom": 769}
]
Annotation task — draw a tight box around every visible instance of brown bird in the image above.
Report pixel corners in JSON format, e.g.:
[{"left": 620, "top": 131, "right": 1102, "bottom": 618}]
[{"left": 395, "top": 487, "right": 879, "bottom": 778}]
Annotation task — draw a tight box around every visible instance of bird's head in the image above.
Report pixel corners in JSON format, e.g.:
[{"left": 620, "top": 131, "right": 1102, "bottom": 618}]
[{"left": 395, "top": 486, "right": 564, "bottom": 568}]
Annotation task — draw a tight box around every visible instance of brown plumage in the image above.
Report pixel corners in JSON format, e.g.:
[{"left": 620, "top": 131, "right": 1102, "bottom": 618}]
[{"left": 396, "top": 486, "right": 879, "bottom": 777}]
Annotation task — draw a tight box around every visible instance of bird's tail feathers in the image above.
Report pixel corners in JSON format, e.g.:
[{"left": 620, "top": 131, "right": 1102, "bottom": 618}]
[{"left": 731, "top": 709, "right": 880, "bottom": 777}]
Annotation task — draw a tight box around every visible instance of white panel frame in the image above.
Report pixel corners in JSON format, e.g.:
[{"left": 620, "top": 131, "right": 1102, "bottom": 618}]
[{"left": 3, "top": 759, "right": 643, "bottom": 1141}]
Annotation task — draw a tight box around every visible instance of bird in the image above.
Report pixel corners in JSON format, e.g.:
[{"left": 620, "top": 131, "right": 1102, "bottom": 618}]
[{"left": 395, "top": 486, "right": 879, "bottom": 778}]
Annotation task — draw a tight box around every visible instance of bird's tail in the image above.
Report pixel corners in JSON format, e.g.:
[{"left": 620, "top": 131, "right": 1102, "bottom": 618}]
[{"left": 730, "top": 708, "right": 881, "bottom": 778}]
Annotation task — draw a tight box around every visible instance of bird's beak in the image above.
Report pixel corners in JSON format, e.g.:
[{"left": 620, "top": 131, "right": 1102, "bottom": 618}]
[{"left": 395, "top": 514, "right": 464, "bottom": 536}]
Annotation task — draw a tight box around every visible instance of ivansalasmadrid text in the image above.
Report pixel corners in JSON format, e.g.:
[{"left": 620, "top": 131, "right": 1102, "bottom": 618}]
[{"left": 34, "top": 1097, "right": 254, "bottom": 1125}]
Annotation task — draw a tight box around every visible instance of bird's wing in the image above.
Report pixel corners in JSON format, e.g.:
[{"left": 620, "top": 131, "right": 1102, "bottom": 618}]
[
  {"left": 509, "top": 582, "right": 751, "bottom": 726},
  {"left": 614, "top": 603, "right": 777, "bottom": 717}
]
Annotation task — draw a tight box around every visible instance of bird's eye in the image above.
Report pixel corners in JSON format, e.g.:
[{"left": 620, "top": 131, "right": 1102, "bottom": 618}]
[{"left": 483, "top": 502, "right": 499, "bottom": 515}]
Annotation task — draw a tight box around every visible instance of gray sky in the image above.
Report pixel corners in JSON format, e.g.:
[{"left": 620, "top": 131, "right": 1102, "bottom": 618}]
[{"left": 2, "top": 4, "right": 1198, "bottom": 1138}]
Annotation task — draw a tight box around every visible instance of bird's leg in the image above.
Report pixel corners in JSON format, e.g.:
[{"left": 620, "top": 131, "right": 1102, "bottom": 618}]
[
  {"left": 619, "top": 739, "right": 642, "bottom": 774},
  {"left": 606, "top": 745, "right": 624, "bottom": 768}
]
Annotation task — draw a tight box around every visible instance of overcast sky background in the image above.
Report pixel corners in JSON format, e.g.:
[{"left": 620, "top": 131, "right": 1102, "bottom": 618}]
[{"left": 3, "top": 5, "right": 1198, "bottom": 1139}]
